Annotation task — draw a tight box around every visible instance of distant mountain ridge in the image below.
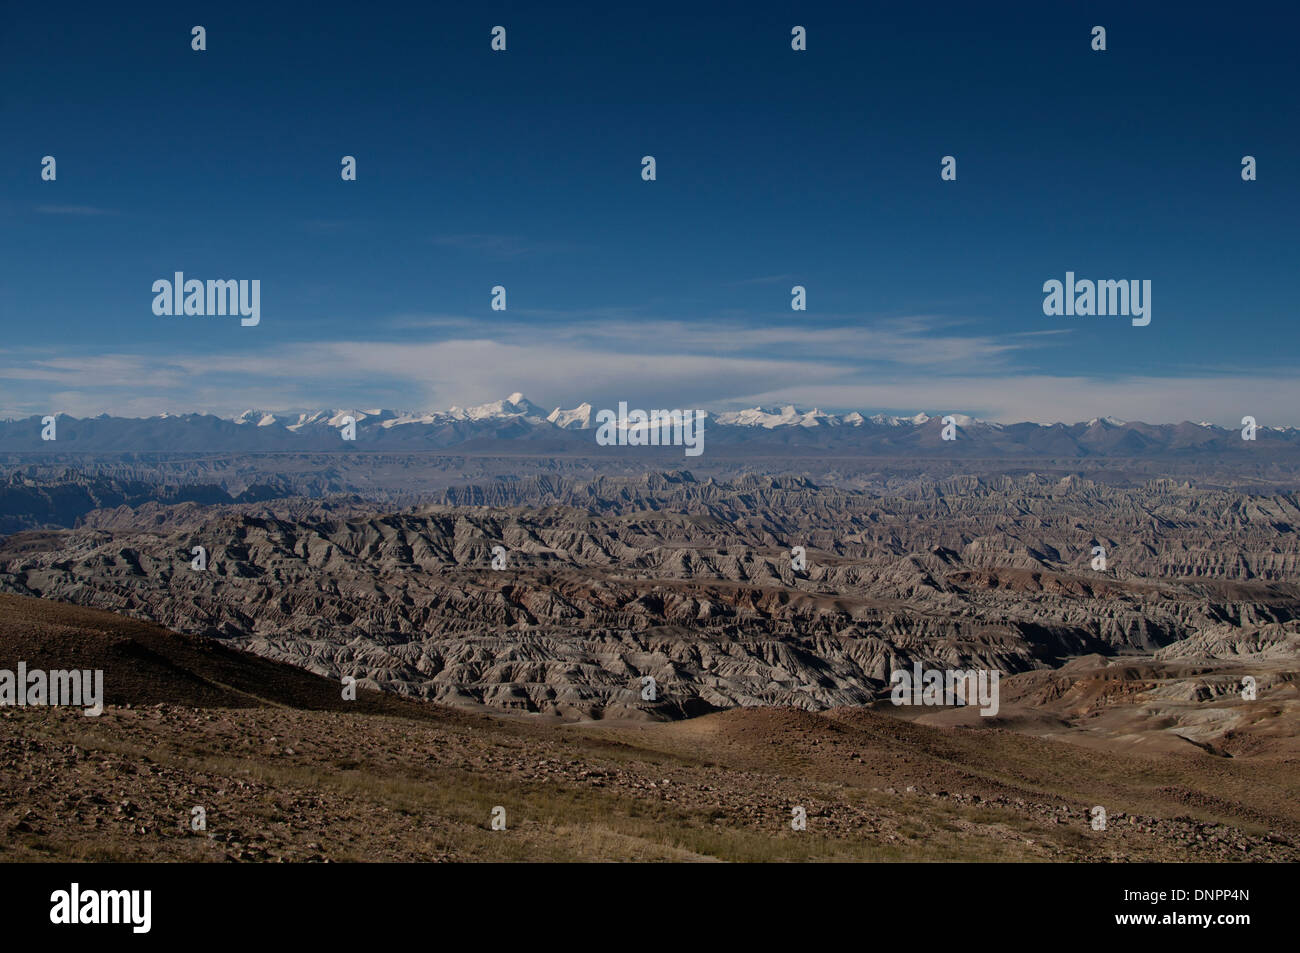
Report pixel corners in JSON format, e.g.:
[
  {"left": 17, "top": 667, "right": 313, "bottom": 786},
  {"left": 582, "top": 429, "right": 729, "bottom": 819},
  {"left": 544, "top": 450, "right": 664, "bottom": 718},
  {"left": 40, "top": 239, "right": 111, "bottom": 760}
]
[{"left": 1, "top": 394, "right": 1295, "bottom": 455}]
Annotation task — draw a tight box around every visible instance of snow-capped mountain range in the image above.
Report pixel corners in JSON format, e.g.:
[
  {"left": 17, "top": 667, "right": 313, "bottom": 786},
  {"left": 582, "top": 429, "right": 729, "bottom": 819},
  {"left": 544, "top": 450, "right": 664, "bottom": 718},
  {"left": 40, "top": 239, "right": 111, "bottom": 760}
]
[
  {"left": 2, "top": 394, "right": 1295, "bottom": 455},
  {"left": 227, "top": 394, "right": 995, "bottom": 432}
]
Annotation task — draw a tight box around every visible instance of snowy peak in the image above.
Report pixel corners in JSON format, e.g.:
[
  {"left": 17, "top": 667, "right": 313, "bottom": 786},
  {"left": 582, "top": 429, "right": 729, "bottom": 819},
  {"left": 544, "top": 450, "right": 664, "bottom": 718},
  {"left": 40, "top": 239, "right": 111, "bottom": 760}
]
[
  {"left": 448, "top": 393, "right": 547, "bottom": 421},
  {"left": 233, "top": 409, "right": 280, "bottom": 427},
  {"left": 714, "top": 406, "right": 801, "bottom": 429},
  {"left": 548, "top": 402, "right": 595, "bottom": 430}
]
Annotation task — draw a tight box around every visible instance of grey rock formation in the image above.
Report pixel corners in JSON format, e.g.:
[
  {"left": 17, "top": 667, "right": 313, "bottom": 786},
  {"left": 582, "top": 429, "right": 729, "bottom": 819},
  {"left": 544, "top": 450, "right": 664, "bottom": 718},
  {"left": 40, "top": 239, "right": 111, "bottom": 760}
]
[{"left": 3, "top": 472, "right": 1297, "bottom": 718}]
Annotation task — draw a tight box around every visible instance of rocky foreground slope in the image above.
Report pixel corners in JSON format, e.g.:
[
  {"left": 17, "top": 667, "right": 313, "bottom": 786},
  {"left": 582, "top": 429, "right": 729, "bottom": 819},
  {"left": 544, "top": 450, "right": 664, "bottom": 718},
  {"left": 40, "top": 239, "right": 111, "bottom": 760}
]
[
  {"left": 1, "top": 595, "right": 1296, "bottom": 862},
  {"left": 1, "top": 472, "right": 1297, "bottom": 718}
]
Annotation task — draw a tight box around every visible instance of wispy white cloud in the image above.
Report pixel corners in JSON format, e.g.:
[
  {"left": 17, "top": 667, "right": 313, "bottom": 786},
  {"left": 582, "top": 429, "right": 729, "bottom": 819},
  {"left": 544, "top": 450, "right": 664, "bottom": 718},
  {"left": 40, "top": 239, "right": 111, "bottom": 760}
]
[
  {"left": 374, "top": 314, "right": 1056, "bottom": 370},
  {"left": 0, "top": 318, "right": 1291, "bottom": 425}
]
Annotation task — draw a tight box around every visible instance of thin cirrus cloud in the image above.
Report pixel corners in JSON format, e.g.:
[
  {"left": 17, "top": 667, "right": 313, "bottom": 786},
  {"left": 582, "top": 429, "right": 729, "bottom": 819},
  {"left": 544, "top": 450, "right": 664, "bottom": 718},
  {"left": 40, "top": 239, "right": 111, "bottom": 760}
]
[
  {"left": 430, "top": 233, "right": 579, "bottom": 258},
  {"left": 35, "top": 205, "right": 117, "bottom": 216},
  {"left": 726, "top": 274, "right": 799, "bottom": 286},
  {"left": 385, "top": 313, "right": 1057, "bottom": 370}
]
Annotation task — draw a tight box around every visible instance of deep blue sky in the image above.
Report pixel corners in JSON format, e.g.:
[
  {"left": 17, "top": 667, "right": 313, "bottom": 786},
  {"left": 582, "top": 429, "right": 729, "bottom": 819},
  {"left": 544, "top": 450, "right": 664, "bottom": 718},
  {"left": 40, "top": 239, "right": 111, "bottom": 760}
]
[{"left": 2, "top": 1, "right": 1297, "bottom": 423}]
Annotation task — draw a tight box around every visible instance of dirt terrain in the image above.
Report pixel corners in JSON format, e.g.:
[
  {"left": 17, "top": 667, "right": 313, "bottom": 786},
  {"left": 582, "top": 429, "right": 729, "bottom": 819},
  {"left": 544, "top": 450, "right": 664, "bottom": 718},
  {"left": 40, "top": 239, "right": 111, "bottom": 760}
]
[{"left": 2, "top": 594, "right": 1295, "bottom": 862}]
